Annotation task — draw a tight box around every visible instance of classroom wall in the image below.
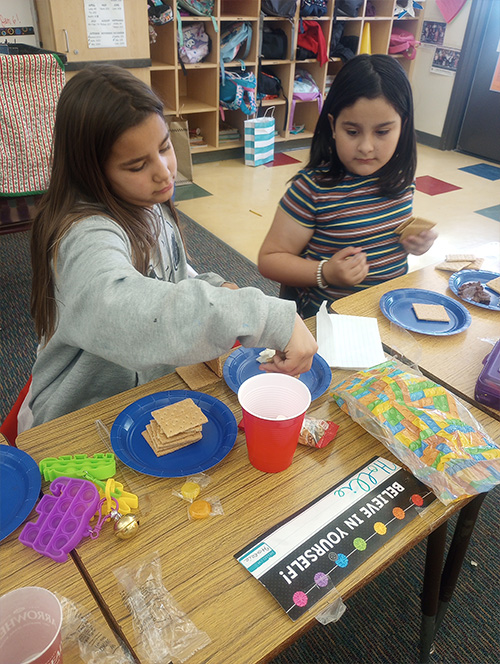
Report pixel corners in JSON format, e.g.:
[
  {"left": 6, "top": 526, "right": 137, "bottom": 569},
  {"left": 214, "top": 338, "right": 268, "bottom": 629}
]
[
  {"left": 0, "top": 0, "right": 39, "bottom": 46},
  {"left": 412, "top": 0, "right": 472, "bottom": 138},
  {"left": 1, "top": 0, "right": 470, "bottom": 144}
]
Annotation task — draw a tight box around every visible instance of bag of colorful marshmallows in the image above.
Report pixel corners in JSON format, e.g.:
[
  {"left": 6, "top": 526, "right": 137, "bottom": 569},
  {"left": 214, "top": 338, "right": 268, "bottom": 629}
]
[{"left": 331, "top": 360, "right": 500, "bottom": 504}]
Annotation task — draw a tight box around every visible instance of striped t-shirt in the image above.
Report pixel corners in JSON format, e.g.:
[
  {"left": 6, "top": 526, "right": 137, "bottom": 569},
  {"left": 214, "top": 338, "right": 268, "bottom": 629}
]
[{"left": 279, "top": 167, "right": 414, "bottom": 313}]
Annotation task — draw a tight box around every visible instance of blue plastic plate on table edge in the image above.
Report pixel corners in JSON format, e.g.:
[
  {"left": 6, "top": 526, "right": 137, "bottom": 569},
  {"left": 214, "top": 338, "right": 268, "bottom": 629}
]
[
  {"left": 379, "top": 288, "right": 472, "bottom": 336},
  {"left": 223, "top": 347, "right": 332, "bottom": 400},
  {"left": 0, "top": 446, "right": 41, "bottom": 541},
  {"left": 448, "top": 270, "right": 500, "bottom": 311},
  {"left": 110, "top": 390, "right": 237, "bottom": 478}
]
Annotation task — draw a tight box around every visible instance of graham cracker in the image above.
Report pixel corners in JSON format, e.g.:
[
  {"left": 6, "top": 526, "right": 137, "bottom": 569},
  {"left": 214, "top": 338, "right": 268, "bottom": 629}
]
[
  {"left": 142, "top": 425, "right": 202, "bottom": 457},
  {"left": 446, "top": 254, "right": 476, "bottom": 262},
  {"left": 394, "top": 217, "right": 413, "bottom": 234},
  {"left": 466, "top": 258, "right": 484, "bottom": 270},
  {"left": 204, "top": 357, "right": 224, "bottom": 377},
  {"left": 176, "top": 362, "right": 220, "bottom": 390},
  {"left": 148, "top": 420, "right": 202, "bottom": 446},
  {"left": 204, "top": 350, "right": 232, "bottom": 377},
  {"left": 435, "top": 260, "right": 471, "bottom": 272},
  {"left": 395, "top": 216, "right": 436, "bottom": 241},
  {"left": 412, "top": 303, "right": 450, "bottom": 322},
  {"left": 151, "top": 398, "right": 208, "bottom": 438},
  {"left": 486, "top": 275, "right": 500, "bottom": 294}
]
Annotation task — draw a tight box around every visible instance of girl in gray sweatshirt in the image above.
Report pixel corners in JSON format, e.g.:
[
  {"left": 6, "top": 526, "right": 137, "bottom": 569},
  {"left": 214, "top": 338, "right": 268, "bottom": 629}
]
[{"left": 24, "top": 65, "right": 317, "bottom": 429}]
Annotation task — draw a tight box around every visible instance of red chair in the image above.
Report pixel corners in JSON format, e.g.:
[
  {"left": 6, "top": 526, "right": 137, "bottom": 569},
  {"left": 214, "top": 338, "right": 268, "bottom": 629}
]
[{"left": 0, "top": 377, "right": 32, "bottom": 446}]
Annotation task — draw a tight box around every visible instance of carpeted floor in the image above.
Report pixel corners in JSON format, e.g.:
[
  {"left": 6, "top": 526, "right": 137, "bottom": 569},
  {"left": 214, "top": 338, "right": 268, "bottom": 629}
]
[{"left": 0, "top": 211, "right": 498, "bottom": 664}]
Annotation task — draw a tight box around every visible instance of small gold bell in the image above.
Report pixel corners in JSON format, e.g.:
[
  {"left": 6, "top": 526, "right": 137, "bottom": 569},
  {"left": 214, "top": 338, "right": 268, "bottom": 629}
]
[{"left": 111, "top": 511, "right": 140, "bottom": 540}]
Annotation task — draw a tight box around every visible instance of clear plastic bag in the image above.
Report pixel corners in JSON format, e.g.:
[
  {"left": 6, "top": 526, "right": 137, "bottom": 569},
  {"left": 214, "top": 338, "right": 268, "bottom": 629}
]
[
  {"left": 315, "top": 587, "right": 346, "bottom": 625},
  {"left": 113, "top": 552, "right": 210, "bottom": 664},
  {"left": 331, "top": 359, "right": 500, "bottom": 504},
  {"left": 57, "top": 594, "right": 134, "bottom": 664}
]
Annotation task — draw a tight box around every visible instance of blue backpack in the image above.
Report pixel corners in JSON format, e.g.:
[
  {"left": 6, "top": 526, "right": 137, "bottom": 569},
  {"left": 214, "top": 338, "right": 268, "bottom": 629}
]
[
  {"left": 177, "top": 0, "right": 217, "bottom": 31},
  {"left": 177, "top": 0, "right": 214, "bottom": 16},
  {"left": 219, "top": 70, "right": 257, "bottom": 117},
  {"left": 220, "top": 21, "right": 253, "bottom": 84},
  {"left": 220, "top": 21, "right": 252, "bottom": 64}
]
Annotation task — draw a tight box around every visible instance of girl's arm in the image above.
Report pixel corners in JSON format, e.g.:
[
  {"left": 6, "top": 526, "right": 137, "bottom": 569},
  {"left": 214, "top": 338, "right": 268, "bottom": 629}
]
[
  {"left": 258, "top": 208, "right": 317, "bottom": 287},
  {"left": 258, "top": 208, "right": 368, "bottom": 288}
]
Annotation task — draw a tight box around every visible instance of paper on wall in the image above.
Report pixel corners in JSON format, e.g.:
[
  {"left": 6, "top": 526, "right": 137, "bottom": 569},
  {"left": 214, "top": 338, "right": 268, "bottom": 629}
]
[{"left": 85, "top": 0, "right": 127, "bottom": 49}]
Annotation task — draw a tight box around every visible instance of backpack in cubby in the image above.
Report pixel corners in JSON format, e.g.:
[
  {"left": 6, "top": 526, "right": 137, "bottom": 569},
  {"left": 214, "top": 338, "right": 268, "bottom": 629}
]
[
  {"left": 219, "top": 70, "right": 257, "bottom": 117},
  {"left": 261, "top": 26, "right": 288, "bottom": 60},
  {"left": 178, "top": 22, "right": 211, "bottom": 64},
  {"left": 389, "top": 28, "right": 420, "bottom": 60},
  {"left": 261, "top": 0, "right": 298, "bottom": 18},
  {"left": 177, "top": 0, "right": 214, "bottom": 17},
  {"left": 257, "top": 66, "right": 289, "bottom": 130},
  {"left": 220, "top": 22, "right": 253, "bottom": 65},
  {"left": 300, "top": 0, "right": 328, "bottom": 17},
  {"left": 296, "top": 20, "right": 328, "bottom": 64},
  {"left": 289, "top": 69, "right": 322, "bottom": 130}
]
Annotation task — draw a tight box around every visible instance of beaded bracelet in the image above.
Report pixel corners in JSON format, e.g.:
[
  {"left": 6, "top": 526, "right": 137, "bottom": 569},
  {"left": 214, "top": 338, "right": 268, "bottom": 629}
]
[{"left": 316, "top": 259, "right": 329, "bottom": 289}]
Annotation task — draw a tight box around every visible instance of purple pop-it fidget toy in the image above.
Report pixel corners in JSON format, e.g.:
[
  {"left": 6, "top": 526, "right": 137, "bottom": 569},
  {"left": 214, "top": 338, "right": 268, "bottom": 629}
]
[{"left": 19, "top": 477, "right": 100, "bottom": 562}]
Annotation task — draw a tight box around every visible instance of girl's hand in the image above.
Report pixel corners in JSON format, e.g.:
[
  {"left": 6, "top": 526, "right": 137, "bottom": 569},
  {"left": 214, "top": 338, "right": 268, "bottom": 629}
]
[
  {"left": 402, "top": 230, "right": 437, "bottom": 256},
  {"left": 221, "top": 281, "right": 239, "bottom": 290},
  {"left": 322, "top": 246, "right": 369, "bottom": 287},
  {"left": 261, "top": 314, "right": 318, "bottom": 376}
]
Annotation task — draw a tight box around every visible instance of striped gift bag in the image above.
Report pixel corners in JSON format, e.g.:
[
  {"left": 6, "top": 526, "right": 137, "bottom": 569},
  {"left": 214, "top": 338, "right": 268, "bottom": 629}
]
[
  {"left": 0, "top": 54, "right": 65, "bottom": 195},
  {"left": 244, "top": 113, "right": 275, "bottom": 166}
]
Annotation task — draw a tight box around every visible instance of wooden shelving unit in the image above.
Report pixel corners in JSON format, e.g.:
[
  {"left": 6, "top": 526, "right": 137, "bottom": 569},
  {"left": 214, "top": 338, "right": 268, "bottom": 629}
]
[
  {"left": 149, "top": 1, "right": 424, "bottom": 153},
  {"left": 35, "top": 1, "right": 425, "bottom": 153}
]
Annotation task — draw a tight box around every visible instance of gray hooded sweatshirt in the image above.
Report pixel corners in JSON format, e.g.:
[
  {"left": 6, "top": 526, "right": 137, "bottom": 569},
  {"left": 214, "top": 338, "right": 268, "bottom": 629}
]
[{"left": 28, "top": 205, "right": 296, "bottom": 426}]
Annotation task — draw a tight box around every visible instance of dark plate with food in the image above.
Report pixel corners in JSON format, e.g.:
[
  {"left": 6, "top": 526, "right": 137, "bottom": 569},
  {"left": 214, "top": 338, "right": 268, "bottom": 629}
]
[{"left": 448, "top": 270, "right": 500, "bottom": 311}]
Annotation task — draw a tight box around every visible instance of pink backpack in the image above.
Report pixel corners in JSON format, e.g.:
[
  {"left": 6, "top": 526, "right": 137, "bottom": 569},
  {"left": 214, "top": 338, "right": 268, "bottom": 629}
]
[
  {"left": 289, "top": 69, "right": 322, "bottom": 130},
  {"left": 388, "top": 28, "right": 420, "bottom": 60}
]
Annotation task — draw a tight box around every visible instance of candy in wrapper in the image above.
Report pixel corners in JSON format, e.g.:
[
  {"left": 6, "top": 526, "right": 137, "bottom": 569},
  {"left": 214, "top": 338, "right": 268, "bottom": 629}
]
[
  {"left": 298, "top": 418, "right": 339, "bottom": 448},
  {"left": 187, "top": 497, "right": 224, "bottom": 521},
  {"left": 172, "top": 473, "right": 211, "bottom": 503}
]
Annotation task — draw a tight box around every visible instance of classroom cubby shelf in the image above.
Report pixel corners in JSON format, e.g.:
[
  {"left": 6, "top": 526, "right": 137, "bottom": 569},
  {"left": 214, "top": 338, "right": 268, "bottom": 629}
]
[{"left": 35, "top": 1, "right": 424, "bottom": 155}]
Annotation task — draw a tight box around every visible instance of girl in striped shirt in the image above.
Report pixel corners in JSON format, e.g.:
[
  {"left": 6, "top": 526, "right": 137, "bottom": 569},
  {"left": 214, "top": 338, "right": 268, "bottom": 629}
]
[{"left": 258, "top": 54, "right": 437, "bottom": 318}]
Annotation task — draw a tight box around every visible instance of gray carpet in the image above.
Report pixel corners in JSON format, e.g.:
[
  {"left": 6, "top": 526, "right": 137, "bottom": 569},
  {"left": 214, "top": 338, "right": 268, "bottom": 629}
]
[{"left": 0, "top": 212, "right": 498, "bottom": 664}]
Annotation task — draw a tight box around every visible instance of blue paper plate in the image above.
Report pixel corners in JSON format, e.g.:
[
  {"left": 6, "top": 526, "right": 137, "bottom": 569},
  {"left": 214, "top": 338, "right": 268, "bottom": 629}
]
[
  {"left": 379, "top": 288, "right": 471, "bottom": 336},
  {"left": 448, "top": 270, "right": 500, "bottom": 311},
  {"left": 0, "top": 446, "right": 41, "bottom": 541},
  {"left": 110, "top": 391, "right": 237, "bottom": 478},
  {"left": 223, "top": 347, "right": 332, "bottom": 400}
]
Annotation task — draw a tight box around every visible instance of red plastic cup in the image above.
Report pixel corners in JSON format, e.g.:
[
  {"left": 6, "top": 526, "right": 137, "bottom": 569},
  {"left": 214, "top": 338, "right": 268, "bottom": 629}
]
[
  {"left": 0, "top": 587, "right": 63, "bottom": 664},
  {"left": 238, "top": 373, "right": 311, "bottom": 473}
]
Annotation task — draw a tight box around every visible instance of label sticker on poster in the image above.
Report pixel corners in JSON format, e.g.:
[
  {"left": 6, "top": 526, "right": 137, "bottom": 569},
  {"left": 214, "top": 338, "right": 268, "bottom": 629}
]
[{"left": 236, "top": 457, "right": 434, "bottom": 621}]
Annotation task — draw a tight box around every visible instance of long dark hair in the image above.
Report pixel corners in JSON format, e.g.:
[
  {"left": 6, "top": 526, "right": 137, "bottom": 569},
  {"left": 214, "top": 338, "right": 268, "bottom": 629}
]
[
  {"left": 31, "top": 65, "right": 179, "bottom": 341},
  {"left": 307, "top": 54, "right": 416, "bottom": 196}
]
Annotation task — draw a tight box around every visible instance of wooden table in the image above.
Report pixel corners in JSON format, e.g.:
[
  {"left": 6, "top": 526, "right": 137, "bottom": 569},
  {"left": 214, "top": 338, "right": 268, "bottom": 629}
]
[
  {"left": 0, "top": 441, "right": 133, "bottom": 663},
  {"left": 15, "top": 339, "right": 500, "bottom": 664},
  {"left": 331, "top": 262, "right": 500, "bottom": 420}
]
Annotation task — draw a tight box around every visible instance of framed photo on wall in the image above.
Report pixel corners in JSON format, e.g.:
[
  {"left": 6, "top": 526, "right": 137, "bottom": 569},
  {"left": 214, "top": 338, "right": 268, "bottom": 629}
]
[
  {"left": 431, "top": 47, "right": 461, "bottom": 75},
  {"left": 421, "top": 20, "right": 446, "bottom": 46}
]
